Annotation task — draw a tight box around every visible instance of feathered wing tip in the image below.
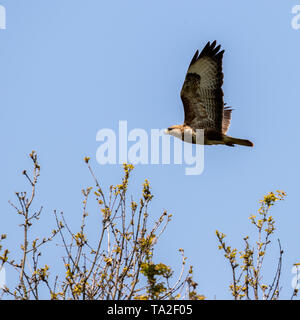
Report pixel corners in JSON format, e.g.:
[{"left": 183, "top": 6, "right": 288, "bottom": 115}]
[
  {"left": 199, "top": 40, "right": 224, "bottom": 59},
  {"left": 188, "top": 50, "right": 199, "bottom": 68},
  {"left": 189, "top": 40, "right": 225, "bottom": 67}
]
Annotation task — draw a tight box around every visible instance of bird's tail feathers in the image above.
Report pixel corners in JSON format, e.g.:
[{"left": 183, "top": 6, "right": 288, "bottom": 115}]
[{"left": 224, "top": 136, "right": 254, "bottom": 147}]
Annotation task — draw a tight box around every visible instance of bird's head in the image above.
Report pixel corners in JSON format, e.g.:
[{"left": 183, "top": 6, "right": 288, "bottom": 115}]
[{"left": 164, "top": 125, "right": 183, "bottom": 138}]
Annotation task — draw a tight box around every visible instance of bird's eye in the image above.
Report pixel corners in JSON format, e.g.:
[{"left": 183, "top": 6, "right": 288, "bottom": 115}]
[{"left": 167, "top": 127, "right": 172, "bottom": 131}]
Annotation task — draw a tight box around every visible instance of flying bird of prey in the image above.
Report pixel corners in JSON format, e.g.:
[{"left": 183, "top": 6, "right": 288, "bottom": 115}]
[{"left": 165, "top": 41, "right": 253, "bottom": 147}]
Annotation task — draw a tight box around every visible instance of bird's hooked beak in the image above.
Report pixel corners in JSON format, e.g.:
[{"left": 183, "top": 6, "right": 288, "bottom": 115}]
[{"left": 164, "top": 128, "right": 171, "bottom": 135}]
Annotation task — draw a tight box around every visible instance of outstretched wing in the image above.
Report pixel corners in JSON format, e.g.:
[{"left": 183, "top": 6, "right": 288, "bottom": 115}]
[{"left": 181, "top": 41, "right": 225, "bottom": 132}]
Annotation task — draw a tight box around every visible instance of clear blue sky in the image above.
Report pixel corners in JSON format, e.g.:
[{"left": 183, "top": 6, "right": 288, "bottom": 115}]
[{"left": 1, "top": 0, "right": 300, "bottom": 299}]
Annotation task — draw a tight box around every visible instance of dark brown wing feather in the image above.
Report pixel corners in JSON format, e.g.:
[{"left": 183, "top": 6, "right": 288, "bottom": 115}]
[{"left": 181, "top": 41, "right": 225, "bottom": 132}]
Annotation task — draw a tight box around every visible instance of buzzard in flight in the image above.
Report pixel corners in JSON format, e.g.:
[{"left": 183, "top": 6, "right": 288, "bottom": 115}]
[{"left": 165, "top": 41, "right": 253, "bottom": 147}]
